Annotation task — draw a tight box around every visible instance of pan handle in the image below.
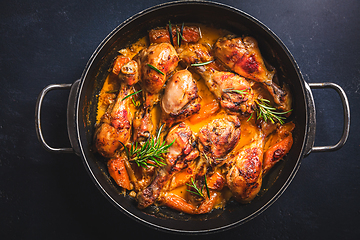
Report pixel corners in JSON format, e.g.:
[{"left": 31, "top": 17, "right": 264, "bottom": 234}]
[
  {"left": 305, "top": 82, "right": 350, "bottom": 155},
  {"left": 35, "top": 80, "right": 81, "bottom": 154}
]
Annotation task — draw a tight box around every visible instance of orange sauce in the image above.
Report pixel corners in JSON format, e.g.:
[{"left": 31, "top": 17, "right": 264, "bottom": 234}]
[
  {"left": 95, "top": 24, "right": 268, "bottom": 212},
  {"left": 96, "top": 25, "right": 229, "bottom": 124}
]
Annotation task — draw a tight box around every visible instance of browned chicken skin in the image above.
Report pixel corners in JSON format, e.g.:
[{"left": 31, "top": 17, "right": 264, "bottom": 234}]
[
  {"left": 198, "top": 115, "right": 241, "bottom": 164},
  {"left": 202, "top": 70, "right": 254, "bottom": 114},
  {"left": 164, "top": 122, "right": 200, "bottom": 173},
  {"left": 94, "top": 83, "right": 132, "bottom": 158},
  {"left": 226, "top": 134, "right": 265, "bottom": 203},
  {"left": 214, "top": 35, "right": 292, "bottom": 112},
  {"left": 225, "top": 120, "right": 295, "bottom": 203},
  {"left": 263, "top": 122, "right": 295, "bottom": 175},
  {"left": 179, "top": 43, "right": 255, "bottom": 114},
  {"left": 161, "top": 69, "right": 201, "bottom": 125},
  {"left": 177, "top": 42, "right": 214, "bottom": 65},
  {"left": 132, "top": 43, "right": 179, "bottom": 142},
  {"left": 132, "top": 100, "right": 154, "bottom": 142},
  {"left": 137, "top": 122, "right": 199, "bottom": 209},
  {"left": 214, "top": 36, "right": 274, "bottom": 83},
  {"left": 137, "top": 42, "right": 179, "bottom": 95}
]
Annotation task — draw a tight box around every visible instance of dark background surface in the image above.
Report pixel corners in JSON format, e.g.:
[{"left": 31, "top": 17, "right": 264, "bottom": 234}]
[{"left": 1, "top": 0, "right": 359, "bottom": 239}]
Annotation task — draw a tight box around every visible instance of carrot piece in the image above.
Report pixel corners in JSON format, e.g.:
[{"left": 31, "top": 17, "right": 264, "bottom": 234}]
[
  {"left": 162, "top": 190, "right": 220, "bottom": 214},
  {"left": 181, "top": 26, "right": 201, "bottom": 43},
  {"left": 163, "top": 192, "right": 197, "bottom": 214},
  {"left": 149, "top": 26, "right": 201, "bottom": 45},
  {"left": 148, "top": 29, "right": 171, "bottom": 44},
  {"left": 189, "top": 100, "right": 219, "bottom": 124},
  {"left": 206, "top": 171, "right": 225, "bottom": 191},
  {"left": 169, "top": 166, "right": 195, "bottom": 191},
  {"left": 196, "top": 191, "right": 219, "bottom": 214},
  {"left": 107, "top": 157, "right": 131, "bottom": 190},
  {"left": 112, "top": 56, "right": 130, "bottom": 75}
]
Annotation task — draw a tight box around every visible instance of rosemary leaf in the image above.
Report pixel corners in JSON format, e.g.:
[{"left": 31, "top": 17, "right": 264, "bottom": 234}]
[
  {"left": 251, "top": 98, "right": 292, "bottom": 124},
  {"left": 186, "top": 177, "right": 205, "bottom": 198},
  {"left": 168, "top": 21, "right": 174, "bottom": 46},
  {"left": 186, "top": 189, "right": 202, "bottom": 197},
  {"left": 121, "top": 89, "right": 142, "bottom": 101},
  {"left": 180, "top": 22, "right": 184, "bottom": 43},
  {"left": 131, "top": 97, "right": 140, "bottom": 107},
  {"left": 190, "top": 60, "right": 214, "bottom": 67},
  {"left": 178, "top": 22, "right": 185, "bottom": 47},
  {"left": 156, "top": 124, "right": 163, "bottom": 140},
  {"left": 147, "top": 63, "right": 165, "bottom": 75},
  {"left": 177, "top": 30, "right": 179, "bottom": 46},
  {"left": 186, "top": 176, "right": 210, "bottom": 199},
  {"left": 124, "top": 124, "right": 173, "bottom": 168},
  {"left": 204, "top": 175, "right": 210, "bottom": 198},
  {"left": 119, "top": 141, "right": 130, "bottom": 159},
  {"left": 247, "top": 112, "right": 254, "bottom": 122},
  {"left": 223, "top": 87, "right": 249, "bottom": 95}
]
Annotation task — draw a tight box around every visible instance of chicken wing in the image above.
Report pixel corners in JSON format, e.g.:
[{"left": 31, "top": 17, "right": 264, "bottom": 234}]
[{"left": 132, "top": 91, "right": 156, "bottom": 142}]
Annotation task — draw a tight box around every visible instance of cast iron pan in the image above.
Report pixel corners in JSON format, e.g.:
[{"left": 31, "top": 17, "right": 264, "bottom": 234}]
[{"left": 35, "top": 1, "right": 350, "bottom": 234}]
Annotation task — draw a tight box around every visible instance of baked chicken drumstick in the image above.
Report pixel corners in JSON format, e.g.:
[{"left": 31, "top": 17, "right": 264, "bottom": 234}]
[
  {"left": 94, "top": 83, "right": 133, "bottom": 158},
  {"left": 137, "top": 122, "right": 199, "bottom": 209},
  {"left": 214, "top": 35, "right": 292, "bottom": 112},
  {"left": 179, "top": 43, "right": 255, "bottom": 115},
  {"left": 161, "top": 69, "right": 201, "bottom": 126},
  {"left": 132, "top": 42, "right": 179, "bottom": 142}
]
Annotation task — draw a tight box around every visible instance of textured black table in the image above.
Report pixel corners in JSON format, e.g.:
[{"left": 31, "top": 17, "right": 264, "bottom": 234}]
[{"left": 1, "top": 0, "right": 359, "bottom": 239}]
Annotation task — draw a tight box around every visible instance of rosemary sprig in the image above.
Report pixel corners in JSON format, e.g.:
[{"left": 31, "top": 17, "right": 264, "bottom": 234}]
[
  {"left": 177, "top": 22, "right": 185, "bottom": 46},
  {"left": 204, "top": 175, "right": 210, "bottom": 199},
  {"left": 121, "top": 89, "right": 142, "bottom": 101},
  {"left": 186, "top": 177, "right": 205, "bottom": 198},
  {"left": 147, "top": 63, "right": 165, "bottom": 75},
  {"left": 168, "top": 21, "right": 174, "bottom": 46},
  {"left": 190, "top": 60, "right": 214, "bottom": 67},
  {"left": 176, "top": 28, "right": 184, "bottom": 46},
  {"left": 250, "top": 98, "right": 292, "bottom": 124},
  {"left": 223, "top": 87, "right": 249, "bottom": 95},
  {"left": 130, "top": 87, "right": 141, "bottom": 107},
  {"left": 121, "top": 125, "right": 174, "bottom": 168},
  {"left": 131, "top": 97, "right": 140, "bottom": 107},
  {"left": 186, "top": 176, "right": 210, "bottom": 199}
]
